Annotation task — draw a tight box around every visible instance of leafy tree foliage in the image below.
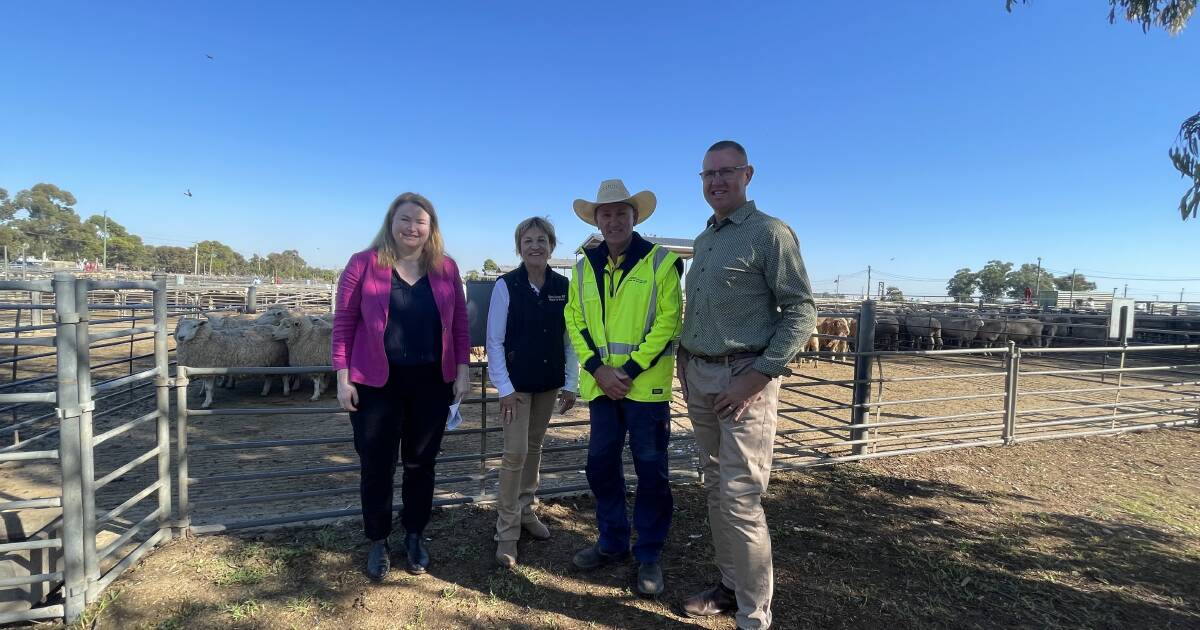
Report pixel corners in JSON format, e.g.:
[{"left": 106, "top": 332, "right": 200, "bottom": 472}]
[
  {"left": 976, "top": 260, "right": 1014, "bottom": 301},
  {"left": 1004, "top": 263, "right": 1056, "bottom": 298},
  {"left": 946, "top": 268, "right": 979, "bottom": 302},
  {"left": 1, "top": 182, "right": 336, "bottom": 279},
  {"left": 1053, "top": 272, "right": 1098, "bottom": 292}
]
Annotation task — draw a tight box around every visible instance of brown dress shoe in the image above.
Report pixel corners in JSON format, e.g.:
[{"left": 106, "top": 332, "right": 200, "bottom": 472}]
[
  {"left": 681, "top": 582, "right": 737, "bottom": 618},
  {"left": 495, "top": 541, "right": 518, "bottom": 568},
  {"left": 521, "top": 516, "right": 551, "bottom": 541}
]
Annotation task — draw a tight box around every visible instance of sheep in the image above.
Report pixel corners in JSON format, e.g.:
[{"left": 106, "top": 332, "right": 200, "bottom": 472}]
[
  {"left": 937, "top": 314, "right": 984, "bottom": 348},
  {"left": 903, "top": 313, "right": 943, "bottom": 350},
  {"left": 175, "top": 318, "right": 290, "bottom": 408},
  {"left": 272, "top": 315, "right": 333, "bottom": 401}
]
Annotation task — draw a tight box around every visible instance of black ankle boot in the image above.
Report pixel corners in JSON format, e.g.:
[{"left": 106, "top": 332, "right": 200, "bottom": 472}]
[
  {"left": 404, "top": 532, "right": 429, "bottom": 575},
  {"left": 365, "top": 539, "right": 390, "bottom": 581}
]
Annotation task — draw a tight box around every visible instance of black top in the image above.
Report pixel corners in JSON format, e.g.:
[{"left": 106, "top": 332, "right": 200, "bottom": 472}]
[
  {"left": 384, "top": 270, "right": 442, "bottom": 366},
  {"left": 502, "top": 264, "right": 569, "bottom": 393}
]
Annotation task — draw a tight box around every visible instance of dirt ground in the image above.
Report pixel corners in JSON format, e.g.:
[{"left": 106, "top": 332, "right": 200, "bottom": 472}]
[{"left": 33, "top": 427, "right": 1200, "bottom": 630}]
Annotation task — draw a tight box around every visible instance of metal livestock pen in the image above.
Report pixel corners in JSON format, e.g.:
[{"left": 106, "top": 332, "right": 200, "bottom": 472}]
[{"left": 2, "top": 278, "right": 1198, "bottom": 625}]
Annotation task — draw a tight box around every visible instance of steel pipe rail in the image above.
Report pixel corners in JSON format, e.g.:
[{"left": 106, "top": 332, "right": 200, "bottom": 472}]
[
  {"left": 98, "top": 480, "right": 165, "bottom": 525},
  {"left": 0, "top": 571, "right": 64, "bottom": 589},
  {"left": 0, "top": 449, "right": 59, "bottom": 462},
  {"left": 0, "top": 497, "right": 61, "bottom": 511},
  {"left": 1019, "top": 379, "right": 1200, "bottom": 398},
  {"left": 0, "top": 280, "right": 53, "bottom": 292},
  {"left": 94, "top": 446, "right": 161, "bottom": 490},
  {"left": 88, "top": 325, "right": 157, "bottom": 343},
  {"left": 0, "top": 391, "right": 56, "bottom": 403}
]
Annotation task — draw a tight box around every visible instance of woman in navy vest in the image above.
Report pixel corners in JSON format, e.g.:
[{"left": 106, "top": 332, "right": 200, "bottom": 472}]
[{"left": 485, "top": 217, "right": 579, "bottom": 568}]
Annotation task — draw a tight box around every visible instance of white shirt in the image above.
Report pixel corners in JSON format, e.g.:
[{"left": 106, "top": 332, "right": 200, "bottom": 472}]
[{"left": 486, "top": 278, "right": 579, "bottom": 398}]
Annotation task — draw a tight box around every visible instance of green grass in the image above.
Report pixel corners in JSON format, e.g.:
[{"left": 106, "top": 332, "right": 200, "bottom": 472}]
[{"left": 224, "top": 599, "right": 262, "bottom": 621}]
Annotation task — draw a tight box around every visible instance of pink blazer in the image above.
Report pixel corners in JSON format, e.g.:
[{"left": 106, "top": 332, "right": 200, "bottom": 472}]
[{"left": 331, "top": 249, "right": 470, "bottom": 386}]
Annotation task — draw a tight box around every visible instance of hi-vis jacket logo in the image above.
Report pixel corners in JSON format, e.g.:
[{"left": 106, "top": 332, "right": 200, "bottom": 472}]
[{"left": 548, "top": 294, "right": 567, "bottom": 302}]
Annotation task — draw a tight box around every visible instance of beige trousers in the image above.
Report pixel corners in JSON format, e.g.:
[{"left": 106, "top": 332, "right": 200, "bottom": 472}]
[
  {"left": 495, "top": 389, "right": 558, "bottom": 541},
  {"left": 684, "top": 354, "right": 780, "bottom": 630}
]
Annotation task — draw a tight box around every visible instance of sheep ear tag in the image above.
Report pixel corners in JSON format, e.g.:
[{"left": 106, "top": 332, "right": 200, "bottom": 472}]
[{"left": 446, "top": 401, "right": 463, "bottom": 430}]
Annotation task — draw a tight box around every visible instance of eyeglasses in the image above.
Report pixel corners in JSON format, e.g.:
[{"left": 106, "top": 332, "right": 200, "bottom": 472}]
[{"left": 699, "top": 165, "right": 749, "bottom": 182}]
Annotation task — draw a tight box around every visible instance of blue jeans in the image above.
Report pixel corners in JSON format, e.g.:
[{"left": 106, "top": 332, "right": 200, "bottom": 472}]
[{"left": 586, "top": 397, "right": 673, "bottom": 563}]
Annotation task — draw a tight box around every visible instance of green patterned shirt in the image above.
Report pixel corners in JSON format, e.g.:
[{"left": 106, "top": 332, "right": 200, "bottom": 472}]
[{"left": 681, "top": 200, "right": 816, "bottom": 377}]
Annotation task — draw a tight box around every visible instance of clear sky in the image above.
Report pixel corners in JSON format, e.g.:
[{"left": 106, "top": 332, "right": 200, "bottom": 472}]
[{"left": 2, "top": 1, "right": 1198, "bottom": 300}]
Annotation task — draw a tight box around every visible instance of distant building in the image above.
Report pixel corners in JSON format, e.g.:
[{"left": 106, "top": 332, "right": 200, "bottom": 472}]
[{"left": 1036, "top": 290, "right": 1115, "bottom": 310}]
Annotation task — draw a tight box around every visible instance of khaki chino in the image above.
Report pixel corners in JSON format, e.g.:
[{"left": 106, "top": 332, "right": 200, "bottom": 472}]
[
  {"left": 495, "top": 389, "right": 559, "bottom": 541},
  {"left": 684, "top": 354, "right": 780, "bottom": 630}
]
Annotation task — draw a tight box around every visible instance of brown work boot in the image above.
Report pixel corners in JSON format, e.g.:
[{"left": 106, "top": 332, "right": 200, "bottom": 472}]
[
  {"left": 521, "top": 515, "right": 551, "bottom": 540},
  {"left": 495, "top": 541, "right": 518, "bottom": 568},
  {"left": 681, "top": 581, "right": 737, "bottom": 618}
]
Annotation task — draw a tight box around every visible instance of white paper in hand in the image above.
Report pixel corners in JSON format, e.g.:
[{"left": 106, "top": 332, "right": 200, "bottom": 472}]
[{"left": 446, "top": 401, "right": 463, "bottom": 430}]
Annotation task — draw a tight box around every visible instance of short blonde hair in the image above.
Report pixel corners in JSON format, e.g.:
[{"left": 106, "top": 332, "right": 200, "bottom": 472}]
[
  {"left": 513, "top": 216, "right": 557, "bottom": 254},
  {"left": 369, "top": 192, "right": 445, "bottom": 274}
]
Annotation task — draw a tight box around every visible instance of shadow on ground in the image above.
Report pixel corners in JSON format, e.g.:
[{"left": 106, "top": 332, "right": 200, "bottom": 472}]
[{"left": 67, "top": 444, "right": 1200, "bottom": 629}]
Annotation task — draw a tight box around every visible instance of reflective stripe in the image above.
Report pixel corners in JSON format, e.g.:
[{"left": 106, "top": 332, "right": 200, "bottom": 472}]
[
  {"left": 579, "top": 247, "right": 673, "bottom": 362},
  {"left": 607, "top": 342, "right": 638, "bottom": 355}
]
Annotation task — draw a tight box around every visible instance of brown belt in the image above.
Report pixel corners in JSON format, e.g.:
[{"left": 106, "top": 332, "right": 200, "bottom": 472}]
[{"left": 687, "top": 351, "right": 761, "bottom": 364}]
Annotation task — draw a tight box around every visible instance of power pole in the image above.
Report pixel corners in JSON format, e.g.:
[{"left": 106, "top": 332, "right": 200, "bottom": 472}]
[
  {"left": 1181, "top": 288, "right": 1186, "bottom": 303},
  {"left": 866, "top": 265, "right": 872, "bottom": 300},
  {"left": 1033, "top": 256, "right": 1042, "bottom": 301},
  {"left": 1069, "top": 268, "right": 1076, "bottom": 308},
  {"left": 193, "top": 244, "right": 199, "bottom": 275},
  {"left": 834, "top": 275, "right": 840, "bottom": 298},
  {"left": 1123, "top": 284, "right": 1128, "bottom": 298},
  {"left": 101, "top": 210, "right": 109, "bottom": 269}
]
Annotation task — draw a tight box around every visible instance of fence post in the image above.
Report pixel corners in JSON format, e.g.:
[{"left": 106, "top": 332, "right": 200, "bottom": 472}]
[
  {"left": 52, "top": 273, "right": 86, "bottom": 623},
  {"left": 72, "top": 279, "right": 100, "bottom": 600},
  {"left": 153, "top": 273, "right": 174, "bottom": 541},
  {"left": 478, "top": 364, "right": 489, "bottom": 499},
  {"left": 244, "top": 285, "right": 257, "bottom": 314},
  {"left": 1001, "top": 341, "right": 1019, "bottom": 445},
  {"left": 175, "top": 366, "right": 191, "bottom": 534},
  {"left": 851, "top": 301, "right": 876, "bottom": 456},
  {"left": 30, "top": 290, "right": 42, "bottom": 327}
]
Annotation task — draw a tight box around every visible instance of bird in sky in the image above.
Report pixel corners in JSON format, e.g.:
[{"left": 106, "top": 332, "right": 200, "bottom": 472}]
[
  {"left": 184, "top": 189, "right": 193, "bottom": 197},
  {"left": 206, "top": 54, "right": 214, "bottom": 60}
]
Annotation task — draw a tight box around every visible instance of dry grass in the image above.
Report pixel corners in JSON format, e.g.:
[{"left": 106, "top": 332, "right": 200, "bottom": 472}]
[{"left": 39, "top": 427, "right": 1200, "bottom": 630}]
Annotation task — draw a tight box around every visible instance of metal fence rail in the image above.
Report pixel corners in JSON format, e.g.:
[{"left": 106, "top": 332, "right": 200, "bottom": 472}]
[{"left": 3, "top": 283, "right": 1200, "bottom": 625}]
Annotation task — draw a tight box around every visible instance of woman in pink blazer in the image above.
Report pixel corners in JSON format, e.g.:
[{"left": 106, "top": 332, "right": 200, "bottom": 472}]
[{"left": 332, "top": 192, "right": 470, "bottom": 580}]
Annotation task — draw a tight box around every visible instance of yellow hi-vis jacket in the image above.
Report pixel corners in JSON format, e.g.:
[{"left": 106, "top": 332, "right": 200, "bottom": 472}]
[{"left": 566, "top": 233, "right": 682, "bottom": 403}]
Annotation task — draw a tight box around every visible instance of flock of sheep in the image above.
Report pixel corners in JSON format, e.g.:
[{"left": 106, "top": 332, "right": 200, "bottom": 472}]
[
  {"left": 174, "top": 307, "right": 334, "bottom": 408},
  {"left": 803, "top": 309, "right": 1112, "bottom": 360}
]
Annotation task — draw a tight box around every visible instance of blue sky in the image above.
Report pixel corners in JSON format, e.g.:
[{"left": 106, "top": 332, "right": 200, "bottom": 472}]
[{"left": 2, "top": 1, "right": 1198, "bottom": 300}]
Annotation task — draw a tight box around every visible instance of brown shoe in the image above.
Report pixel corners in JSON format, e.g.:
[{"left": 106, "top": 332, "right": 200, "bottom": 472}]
[
  {"left": 681, "top": 582, "right": 737, "bottom": 618},
  {"left": 495, "top": 541, "right": 518, "bottom": 568},
  {"left": 521, "top": 516, "right": 551, "bottom": 541}
]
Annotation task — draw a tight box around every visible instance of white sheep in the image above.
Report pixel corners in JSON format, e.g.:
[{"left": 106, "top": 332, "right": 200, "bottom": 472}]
[
  {"left": 175, "top": 318, "right": 290, "bottom": 408},
  {"left": 272, "top": 315, "right": 333, "bottom": 401}
]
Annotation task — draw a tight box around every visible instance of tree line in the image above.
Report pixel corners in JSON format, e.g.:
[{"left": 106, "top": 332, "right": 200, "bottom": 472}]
[
  {"left": 946, "top": 261, "right": 1099, "bottom": 302},
  {"left": 0, "top": 183, "right": 337, "bottom": 282}
]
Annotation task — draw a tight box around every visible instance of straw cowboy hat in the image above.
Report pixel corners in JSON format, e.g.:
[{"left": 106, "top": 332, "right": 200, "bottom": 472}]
[{"left": 573, "top": 179, "right": 657, "bottom": 226}]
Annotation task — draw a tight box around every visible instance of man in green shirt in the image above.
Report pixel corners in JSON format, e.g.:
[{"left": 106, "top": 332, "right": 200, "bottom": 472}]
[{"left": 678, "top": 140, "right": 816, "bottom": 629}]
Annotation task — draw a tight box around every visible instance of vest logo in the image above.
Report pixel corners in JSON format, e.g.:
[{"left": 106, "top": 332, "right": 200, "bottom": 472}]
[
  {"left": 625, "top": 277, "right": 647, "bottom": 284},
  {"left": 652, "top": 388, "right": 663, "bottom": 394},
  {"left": 548, "top": 294, "right": 567, "bottom": 301}
]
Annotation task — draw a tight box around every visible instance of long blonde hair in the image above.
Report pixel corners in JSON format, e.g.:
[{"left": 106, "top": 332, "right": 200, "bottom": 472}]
[{"left": 369, "top": 192, "right": 446, "bottom": 274}]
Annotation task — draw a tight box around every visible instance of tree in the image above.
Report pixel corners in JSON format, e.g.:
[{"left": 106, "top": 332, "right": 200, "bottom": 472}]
[
  {"left": 976, "top": 260, "right": 1014, "bottom": 301},
  {"left": 1053, "top": 272, "right": 1098, "bottom": 292},
  {"left": 196, "top": 240, "right": 247, "bottom": 275},
  {"left": 1171, "top": 112, "right": 1200, "bottom": 219},
  {"left": 946, "top": 268, "right": 979, "bottom": 302},
  {"left": 1007, "top": 0, "right": 1198, "bottom": 220},
  {"left": 482, "top": 259, "right": 501, "bottom": 274},
  {"left": 265, "top": 250, "right": 308, "bottom": 279},
  {"left": 1004, "top": 263, "right": 1056, "bottom": 298},
  {"left": 10, "top": 183, "right": 98, "bottom": 260},
  {"left": 84, "top": 214, "right": 150, "bottom": 269},
  {"left": 151, "top": 246, "right": 194, "bottom": 273},
  {"left": 884, "top": 286, "right": 905, "bottom": 301}
]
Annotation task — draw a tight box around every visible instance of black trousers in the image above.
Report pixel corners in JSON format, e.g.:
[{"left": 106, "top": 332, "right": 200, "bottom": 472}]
[{"left": 350, "top": 363, "right": 453, "bottom": 540}]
